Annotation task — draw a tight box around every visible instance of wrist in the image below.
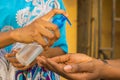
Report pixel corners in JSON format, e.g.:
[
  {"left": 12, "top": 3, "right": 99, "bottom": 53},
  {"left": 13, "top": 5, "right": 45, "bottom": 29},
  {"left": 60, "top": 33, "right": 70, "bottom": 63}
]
[
  {"left": 7, "top": 30, "right": 16, "bottom": 43},
  {"left": 99, "top": 60, "right": 120, "bottom": 79},
  {"left": 101, "top": 60, "right": 120, "bottom": 79},
  {"left": 10, "top": 29, "right": 20, "bottom": 42},
  {"left": 96, "top": 59, "right": 109, "bottom": 79}
]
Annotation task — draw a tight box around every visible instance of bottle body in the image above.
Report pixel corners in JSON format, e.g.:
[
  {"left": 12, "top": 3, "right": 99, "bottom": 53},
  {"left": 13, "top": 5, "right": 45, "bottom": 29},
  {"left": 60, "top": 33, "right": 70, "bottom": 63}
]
[{"left": 14, "top": 43, "right": 43, "bottom": 66}]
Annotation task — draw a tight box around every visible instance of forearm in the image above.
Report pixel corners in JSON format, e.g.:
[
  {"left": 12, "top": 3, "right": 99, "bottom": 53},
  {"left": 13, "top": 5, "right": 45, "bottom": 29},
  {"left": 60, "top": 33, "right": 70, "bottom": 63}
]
[
  {"left": 40, "top": 47, "right": 66, "bottom": 58},
  {"left": 0, "top": 31, "right": 15, "bottom": 48},
  {"left": 102, "top": 59, "right": 120, "bottom": 79}
]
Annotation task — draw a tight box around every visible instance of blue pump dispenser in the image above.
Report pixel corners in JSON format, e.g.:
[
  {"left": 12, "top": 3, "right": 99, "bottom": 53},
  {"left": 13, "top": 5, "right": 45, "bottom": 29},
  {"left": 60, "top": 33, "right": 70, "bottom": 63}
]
[{"left": 52, "top": 14, "right": 72, "bottom": 28}]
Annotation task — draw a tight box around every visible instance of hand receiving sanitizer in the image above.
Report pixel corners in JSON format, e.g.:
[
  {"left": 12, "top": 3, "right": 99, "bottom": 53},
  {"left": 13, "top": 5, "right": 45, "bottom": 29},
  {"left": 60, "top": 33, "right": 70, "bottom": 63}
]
[{"left": 15, "top": 14, "right": 72, "bottom": 66}]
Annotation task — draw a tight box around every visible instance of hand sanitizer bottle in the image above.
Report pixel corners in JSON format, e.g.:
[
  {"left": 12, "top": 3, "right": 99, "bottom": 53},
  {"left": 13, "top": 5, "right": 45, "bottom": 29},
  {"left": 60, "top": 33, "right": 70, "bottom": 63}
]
[{"left": 15, "top": 43, "right": 43, "bottom": 66}]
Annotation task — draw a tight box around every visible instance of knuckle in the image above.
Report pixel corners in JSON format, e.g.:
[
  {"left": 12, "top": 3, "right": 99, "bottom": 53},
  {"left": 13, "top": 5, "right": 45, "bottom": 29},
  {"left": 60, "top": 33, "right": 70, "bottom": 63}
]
[{"left": 31, "top": 30, "right": 38, "bottom": 38}]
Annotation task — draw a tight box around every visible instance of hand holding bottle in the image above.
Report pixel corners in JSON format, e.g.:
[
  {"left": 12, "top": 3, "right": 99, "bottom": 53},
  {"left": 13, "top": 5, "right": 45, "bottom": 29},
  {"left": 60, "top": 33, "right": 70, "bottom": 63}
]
[
  {"left": 5, "top": 9, "right": 68, "bottom": 70},
  {"left": 10, "top": 9, "right": 68, "bottom": 47}
]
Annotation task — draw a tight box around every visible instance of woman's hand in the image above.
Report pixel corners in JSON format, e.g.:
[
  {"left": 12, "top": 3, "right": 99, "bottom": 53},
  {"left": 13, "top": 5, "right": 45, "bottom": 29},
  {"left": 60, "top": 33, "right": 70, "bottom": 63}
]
[{"left": 10, "top": 9, "right": 68, "bottom": 47}]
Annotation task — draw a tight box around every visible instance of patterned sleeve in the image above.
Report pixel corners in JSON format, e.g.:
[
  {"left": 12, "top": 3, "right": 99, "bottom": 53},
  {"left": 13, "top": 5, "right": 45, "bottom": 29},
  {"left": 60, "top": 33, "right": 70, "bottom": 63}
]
[{"left": 51, "top": 0, "right": 68, "bottom": 53}]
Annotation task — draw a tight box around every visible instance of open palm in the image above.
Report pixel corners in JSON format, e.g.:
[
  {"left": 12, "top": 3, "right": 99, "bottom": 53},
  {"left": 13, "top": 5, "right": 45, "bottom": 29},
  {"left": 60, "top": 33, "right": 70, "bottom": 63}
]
[{"left": 51, "top": 53, "right": 93, "bottom": 65}]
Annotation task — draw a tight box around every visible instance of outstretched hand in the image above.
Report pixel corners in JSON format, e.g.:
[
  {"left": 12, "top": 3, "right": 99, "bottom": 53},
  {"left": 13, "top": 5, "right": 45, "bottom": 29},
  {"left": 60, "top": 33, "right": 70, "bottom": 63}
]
[{"left": 37, "top": 54, "right": 107, "bottom": 80}]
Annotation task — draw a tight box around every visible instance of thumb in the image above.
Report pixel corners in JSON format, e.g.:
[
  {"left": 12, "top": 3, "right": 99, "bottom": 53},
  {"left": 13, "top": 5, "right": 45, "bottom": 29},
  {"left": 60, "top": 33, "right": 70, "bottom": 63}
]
[
  {"left": 41, "top": 9, "right": 68, "bottom": 21},
  {"left": 64, "top": 65, "right": 73, "bottom": 73},
  {"left": 64, "top": 64, "right": 82, "bottom": 73}
]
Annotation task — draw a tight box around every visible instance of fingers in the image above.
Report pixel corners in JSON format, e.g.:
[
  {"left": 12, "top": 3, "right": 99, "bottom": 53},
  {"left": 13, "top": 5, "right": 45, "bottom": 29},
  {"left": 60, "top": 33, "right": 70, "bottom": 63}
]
[
  {"left": 31, "top": 9, "right": 64, "bottom": 47},
  {"left": 41, "top": 9, "right": 68, "bottom": 21},
  {"left": 36, "top": 56, "right": 96, "bottom": 80},
  {"left": 5, "top": 50, "right": 18, "bottom": 57},
  {"left": 6, "top": 57, "right": 19, "bottom": 63},
  {"left": 44, "top": 56, "right": 64, "bottom": 72},
  {"left": 6, "top": 54, "right": 25, "bottom": 69},
  {"left": 35, "top": 20, "right": 60, "bottom": 47},
  {"left": 34, "top": 21, "right": 54, "bottom": 39},
  {"left": 64, "top": 62, "right": 94, "bottom": 73},
  {"left": 37, "top": 56, "right": 49, "bottom": 71},
  {"left": 43, "top": 22, "right": 60, "bottom": 47},
  {"left": 37, "top": 57, "right": 53, "bottom": 70},
  {"left": 12, "top": 63, "right": 25, "bottom": 68},
  {"left": 5, "top": 48, "right": 20, "bottom": 58},
  {"left": 36, "top": 56, "right": 44, "bottom": 67},
  {"left": 14, "top": 60, "right": 36, "bottom": 70},
  {"left": 38, "top": 57, "right": 81, "bottom": 80},
  {"left": 6, "top": 52, "right": 36, "bottom": 70},
  {"left": 33, "top": 33, "right": 47, "bottom": 47},
  {"left": 43, "top": 22, "right": 60, "bottom": 39},
  {"left": 37, "top": 56, "right": 59, "bottom": 72},
  {"left": 16, "top": 65, "right": 31, "bottom": 70},
  {"left": 46, "top": 61, "right": 96, "bottom": 80},
  {"left": 5, "top": 53, "right": 16, "bottom": 58},
  {"left": 46, "top": 58, "right": 64, "bottom": 72},
  {"left": 5, "top": 51, "right": 18, "bottom": 63},
  {"left": 50, "top": 54, "right": 71, "bottom": 63}
]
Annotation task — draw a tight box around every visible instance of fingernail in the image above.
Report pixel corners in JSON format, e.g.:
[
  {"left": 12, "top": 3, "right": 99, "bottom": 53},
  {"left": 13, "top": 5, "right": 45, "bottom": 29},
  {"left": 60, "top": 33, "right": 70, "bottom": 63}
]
[{"left": 64, "top": 65, "right": 72, "bottom": 73}]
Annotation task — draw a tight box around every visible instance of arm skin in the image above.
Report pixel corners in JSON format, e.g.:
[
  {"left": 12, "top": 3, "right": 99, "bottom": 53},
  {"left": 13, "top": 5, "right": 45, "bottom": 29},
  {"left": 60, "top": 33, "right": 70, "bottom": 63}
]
[
  {"left": 0, "top": 31, "right": 15, "bottom": 48},
  {"left": 0, "top": 9, "right": 68, "bottom": 49},
  {"left": 101, "top": 59, "right": 120, "bottom": 80},
  {"left": 37, "top": 54, "right": 120, "bottom": 80}
]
